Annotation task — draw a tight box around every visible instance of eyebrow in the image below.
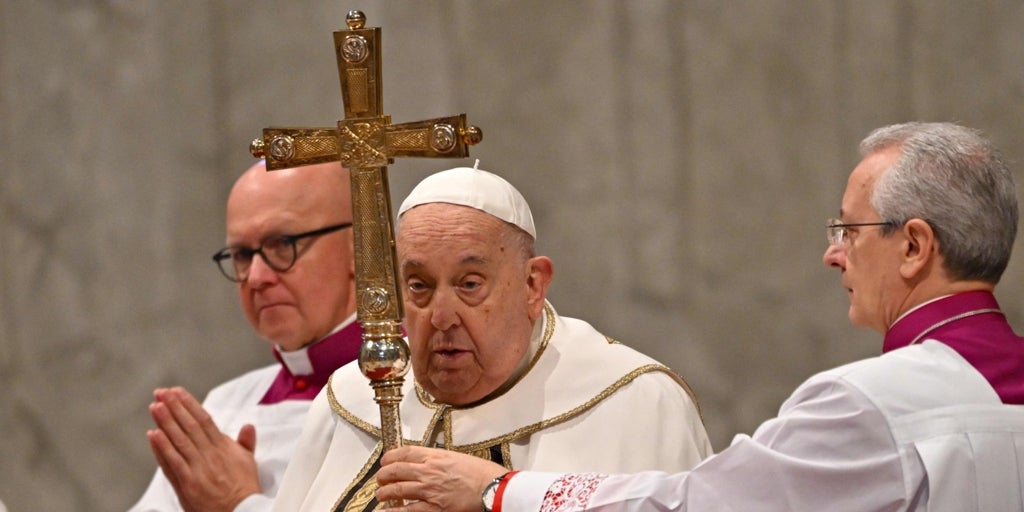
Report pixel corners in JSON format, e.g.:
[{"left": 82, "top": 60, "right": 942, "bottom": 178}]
[
  {"left": 459, "top": 255, "right": 488, "bottom": 266},
  {"left": 400, "top": 260, "right": 424, "bottom": 274},
  {"left": 400, "top": 255, "right": 489, "bottom": 274}
]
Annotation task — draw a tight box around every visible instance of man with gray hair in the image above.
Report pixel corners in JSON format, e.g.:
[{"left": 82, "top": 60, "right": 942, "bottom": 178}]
[
  {"left": 375, "top": 123, "right": 1024, "bottom": 511},
  {"left": 271, "top": 166, "right": 712, "bottom": 512}
]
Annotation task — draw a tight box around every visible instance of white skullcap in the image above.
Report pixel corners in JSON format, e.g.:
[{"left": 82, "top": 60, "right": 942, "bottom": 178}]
[{"left": 398, "top": 166, "right": 536, "bottom": 239}]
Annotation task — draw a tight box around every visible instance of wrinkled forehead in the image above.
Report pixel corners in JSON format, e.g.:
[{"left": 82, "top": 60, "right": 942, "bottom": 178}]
[
  {"left": 396, "top": 203, "right": 511, "bottom": 271},
  {"left": 398, "top": 202, "right": 506, "bottom": 235}
]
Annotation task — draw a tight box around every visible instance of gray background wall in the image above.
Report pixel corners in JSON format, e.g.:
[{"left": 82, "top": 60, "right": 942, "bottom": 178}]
[{"left": 2, "top": 1, "right": 1023, "bottom": 510}]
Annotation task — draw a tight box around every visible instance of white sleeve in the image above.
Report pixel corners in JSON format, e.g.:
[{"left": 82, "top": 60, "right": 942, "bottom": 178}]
[
  {"left": 129, "top": 372, "right": 281, "bottom": 512},
  {"left": 270, "top": 388, "right": 337, "bottom": 511},
  {"left": 127, "top": 384, "right": 232, "bottom": 512},
  {"left": 233, "top": 493, "right": 273, "bottom": 512},
  {"left": 500, "top": 472, "right": 564, "bottom": 512},
  {"left": 501, "top": 374, "right": 908, "bottom": 511},
  {"left": 129, "top": 471, "right": 274, "bottom": 512}
]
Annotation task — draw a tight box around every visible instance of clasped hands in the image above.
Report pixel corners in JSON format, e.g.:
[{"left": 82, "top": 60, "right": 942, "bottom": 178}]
[{"left": 146, "top": 387, "right": 261, "bottom": 512}]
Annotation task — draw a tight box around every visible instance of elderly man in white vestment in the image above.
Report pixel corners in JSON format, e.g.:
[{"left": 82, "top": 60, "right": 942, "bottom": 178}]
[
  {"left": 271, "top": 166, "right": 712, "bottom": 512},
  {"left": 131, "top": 161, "right": 363, "bottom": 512},
  {"left": 374, "top": 123, "right": 1024, "bottom": 512}
]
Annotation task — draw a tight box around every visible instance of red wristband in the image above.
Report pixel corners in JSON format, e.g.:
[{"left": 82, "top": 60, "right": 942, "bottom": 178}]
[{"left": 492, "top": 470, "right": 519, "bottom": 512}]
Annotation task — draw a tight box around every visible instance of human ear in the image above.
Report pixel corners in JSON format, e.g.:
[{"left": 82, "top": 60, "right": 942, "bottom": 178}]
[
  {"left": 525, "top": 256, "right": 554, "bottom": 321},
  {"left": 899, "top": 218, "right": 936, "bottom": 279}
]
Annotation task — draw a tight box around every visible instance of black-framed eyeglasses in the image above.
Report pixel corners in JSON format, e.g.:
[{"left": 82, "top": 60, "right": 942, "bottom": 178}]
[
  {"left": 826, "top": 218, "right": 895, "bottom": 246},
  {"left": 212, "top": 222, "right": 353, "bottom": 282}
]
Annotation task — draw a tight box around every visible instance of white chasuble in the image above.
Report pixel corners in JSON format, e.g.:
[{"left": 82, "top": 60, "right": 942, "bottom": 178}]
[{"left": 272, "top": 302, "right": 712, "bottom": 512}]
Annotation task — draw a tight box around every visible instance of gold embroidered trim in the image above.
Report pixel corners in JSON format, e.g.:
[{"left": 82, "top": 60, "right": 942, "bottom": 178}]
[
  {"left": 442, "top": 406, "right": 454, "bottom": 448},
  {"left": 420, "top": 405, "right": 446, "bottom": 446},
  {"left": 445, "top": 363, "right": 684, "bottom": 452},
  {"left": 326, "top": 373, "right": 389, "bottom": 440},
  {"left": 342, "top": 479, "right": 378, "bottom": 512},
  {"left": 326, "top": 302, "right": 705, "bottom": 447},
  {"left": 500, "top": 440, "right": 512, "bottom": 468},
  {"left": 659, "top": 366, "right": 703, "bottom": 422},
  {"left": 331, "top": 442, "right": 384, "bottom": 512},
  {"left": 464, "top": 441, "right": 514, "bottom": 469},
  {"left": 600, "top": 335, "right": 700, "bottom": 417}
]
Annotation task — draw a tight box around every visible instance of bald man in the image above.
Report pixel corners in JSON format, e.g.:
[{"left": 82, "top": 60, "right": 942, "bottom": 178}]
[{"left": 130, "top": 160, "right": 361, "bottom": 512}]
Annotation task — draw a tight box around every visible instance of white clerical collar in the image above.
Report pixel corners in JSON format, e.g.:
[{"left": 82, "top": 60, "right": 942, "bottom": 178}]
[{"left": 277, "top": 313, "right": 358, "bottom": 376}]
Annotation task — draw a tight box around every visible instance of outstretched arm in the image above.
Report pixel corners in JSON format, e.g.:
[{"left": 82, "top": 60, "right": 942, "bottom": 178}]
[{"left": 146, "top": 387, "right": 261, "bottom": 512}]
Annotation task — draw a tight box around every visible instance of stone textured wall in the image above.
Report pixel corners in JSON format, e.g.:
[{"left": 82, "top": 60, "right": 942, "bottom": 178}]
[{"left": 1, "top": 1, "right": 1022, "bottom": 510}]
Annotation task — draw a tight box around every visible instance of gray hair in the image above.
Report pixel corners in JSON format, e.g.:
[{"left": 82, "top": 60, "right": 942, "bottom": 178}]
[
  {"left": 499, "top": 220, "right": 537, "bottom": 263},
  {"left": 861, "top": 122, "right": 1017, "bottom": 284}
]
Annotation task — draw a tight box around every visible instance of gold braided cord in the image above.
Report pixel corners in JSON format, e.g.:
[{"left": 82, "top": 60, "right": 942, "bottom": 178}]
[
  {"left": 326, "top": 302, "right": 704, "bottom": 448},
  {"left": 443, "top": 363, "right": 683, "bottom": 453},
  {"left": 657, "top": 365, "right": 703, "bottom": 422},
  {"left": 327, "top": 372, "right": 383, "bottom": 438},
  {"left": 418, "top": 406, "right": 446, "bottom": 446},
  {"left": 442, "top": 407, "right": 454, "bottom": 449},
  {"left": 500, "top": 441, "right": 513, "bottom": 468},
  {"left": 600, "top": 337, "right": 701, "bottom": 419},
  {"left": 600, "top": 333, "right": 701, "bottom": 418}
]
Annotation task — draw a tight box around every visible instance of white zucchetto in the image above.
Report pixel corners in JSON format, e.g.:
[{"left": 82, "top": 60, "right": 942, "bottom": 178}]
[{"left": 398, "top": 166, "right": 536, "bottom": 240}]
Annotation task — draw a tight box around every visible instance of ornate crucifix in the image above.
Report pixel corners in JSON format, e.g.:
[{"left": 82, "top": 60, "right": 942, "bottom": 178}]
[{"left": 249, "top": 9, "right": 482, "bottom": 475}]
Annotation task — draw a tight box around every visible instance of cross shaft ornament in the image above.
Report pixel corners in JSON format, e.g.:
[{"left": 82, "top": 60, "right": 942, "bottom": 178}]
[{"left": 250, "top": 11, "right": 481, "bottom": 503}]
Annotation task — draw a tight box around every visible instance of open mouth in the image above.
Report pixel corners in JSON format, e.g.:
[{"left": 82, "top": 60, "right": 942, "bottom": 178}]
[{"left": 434, "top": 348, "right": 468, "bottom": 362}]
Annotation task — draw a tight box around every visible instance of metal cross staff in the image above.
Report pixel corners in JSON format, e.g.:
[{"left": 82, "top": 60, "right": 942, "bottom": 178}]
[{"left": 249, "top": 9, "right": 482, "bottom": 490}]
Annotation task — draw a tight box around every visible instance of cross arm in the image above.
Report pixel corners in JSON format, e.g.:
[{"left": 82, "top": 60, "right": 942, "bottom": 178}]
[{"left": 250, "top": 115, "right": 483, "bottom": 171}]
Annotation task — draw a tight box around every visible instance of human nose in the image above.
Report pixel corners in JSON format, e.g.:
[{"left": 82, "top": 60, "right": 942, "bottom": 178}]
[
  {"left": 244, "top": 252, "right": 279, "bottom": 287},
  {"left": 429, "top": 287, "right": 462, "bottom": 331},
  {"left": 823, "top": 243, "right": 846, "bottom": 270}
]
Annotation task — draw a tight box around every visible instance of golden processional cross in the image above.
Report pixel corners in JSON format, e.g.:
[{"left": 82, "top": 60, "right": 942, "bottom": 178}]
[{"left": 249, "top": 8, "right": 482, "bottom": 481}]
